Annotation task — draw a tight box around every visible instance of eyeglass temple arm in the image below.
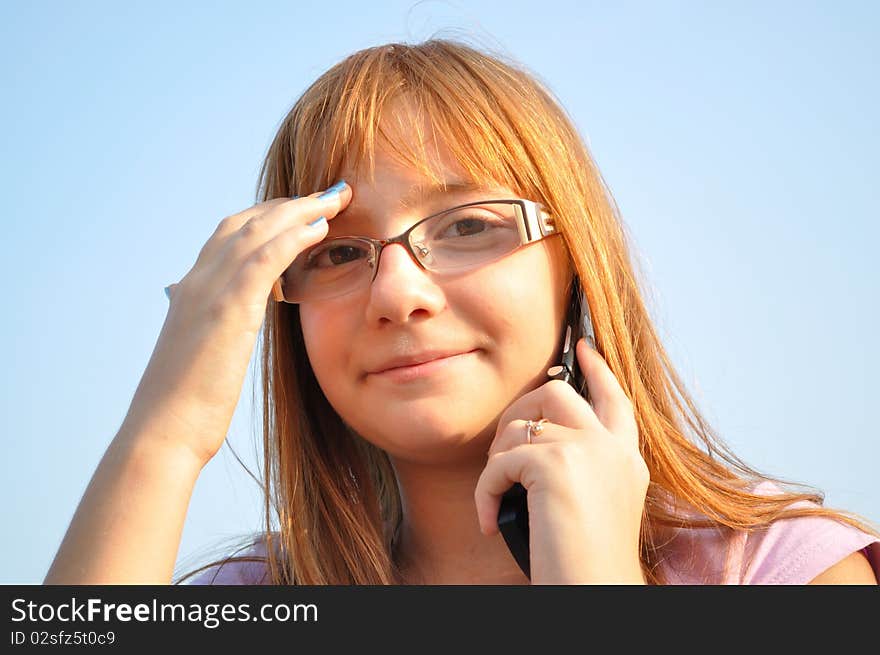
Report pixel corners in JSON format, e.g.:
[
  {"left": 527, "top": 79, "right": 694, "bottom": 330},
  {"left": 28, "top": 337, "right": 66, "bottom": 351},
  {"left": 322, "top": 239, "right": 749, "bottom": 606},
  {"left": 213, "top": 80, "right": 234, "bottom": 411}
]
[
  {"left": 515, "top": 200, "right": 557, "bottom": 244},
  {"left": 271, "top": 278, "right": 285, "bottom": 303}
]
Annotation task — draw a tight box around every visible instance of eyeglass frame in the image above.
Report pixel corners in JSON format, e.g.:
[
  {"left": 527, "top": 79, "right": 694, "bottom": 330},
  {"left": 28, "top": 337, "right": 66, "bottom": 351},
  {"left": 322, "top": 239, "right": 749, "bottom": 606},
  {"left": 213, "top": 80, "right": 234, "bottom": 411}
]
[{"left": 271, "top": 198, "right": 560, "bottom": 303}]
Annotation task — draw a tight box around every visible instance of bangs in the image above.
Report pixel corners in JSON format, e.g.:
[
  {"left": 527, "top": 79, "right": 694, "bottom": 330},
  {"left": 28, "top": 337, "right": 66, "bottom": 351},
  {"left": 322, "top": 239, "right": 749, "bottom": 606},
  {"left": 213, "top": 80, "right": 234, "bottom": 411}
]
[{"left": 289, "top": 41, "right": 549, "bottom": 199}]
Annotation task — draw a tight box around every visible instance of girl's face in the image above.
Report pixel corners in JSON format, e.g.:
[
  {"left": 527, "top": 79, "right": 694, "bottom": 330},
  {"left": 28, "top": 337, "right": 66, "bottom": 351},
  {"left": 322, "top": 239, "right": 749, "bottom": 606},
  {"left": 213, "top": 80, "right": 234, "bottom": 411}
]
[{"left": 299, "top": 145, "right": 572, "bottom": 465}]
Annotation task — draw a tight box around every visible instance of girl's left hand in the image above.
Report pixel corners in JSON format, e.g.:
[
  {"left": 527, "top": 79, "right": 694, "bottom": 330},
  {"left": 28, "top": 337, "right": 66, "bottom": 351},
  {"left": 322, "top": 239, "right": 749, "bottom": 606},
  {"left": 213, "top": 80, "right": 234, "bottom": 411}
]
[{"left": 474, "top": 338, "right": 649, "bottom": 584}]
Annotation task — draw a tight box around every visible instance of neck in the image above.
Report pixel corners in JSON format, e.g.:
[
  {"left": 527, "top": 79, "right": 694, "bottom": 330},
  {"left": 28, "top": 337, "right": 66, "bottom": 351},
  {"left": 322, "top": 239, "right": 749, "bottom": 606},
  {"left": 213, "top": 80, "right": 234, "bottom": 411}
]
[{"left": 389, "top": 454, "right": 530, "bottom": 585}]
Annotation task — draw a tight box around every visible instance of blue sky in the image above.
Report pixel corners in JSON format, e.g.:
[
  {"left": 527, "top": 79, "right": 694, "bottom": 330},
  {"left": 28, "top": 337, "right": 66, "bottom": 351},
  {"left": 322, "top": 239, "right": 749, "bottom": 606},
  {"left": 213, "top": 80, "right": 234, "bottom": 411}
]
[{"left": 1, "top": 1, "right": 877, "bottom": 583}]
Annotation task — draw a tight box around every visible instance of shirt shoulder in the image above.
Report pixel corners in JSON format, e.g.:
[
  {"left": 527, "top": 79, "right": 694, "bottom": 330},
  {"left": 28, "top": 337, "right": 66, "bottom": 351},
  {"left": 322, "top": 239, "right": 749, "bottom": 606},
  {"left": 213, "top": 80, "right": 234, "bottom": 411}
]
[
  {"left": 184, "top": 538, "right": 271, "bottom": 585},
  {"left": 657, "top": 481, "right": 880, "bottom": 585},
  {"left": 739, "top": 481, "right": 879, "bottom": 584}
]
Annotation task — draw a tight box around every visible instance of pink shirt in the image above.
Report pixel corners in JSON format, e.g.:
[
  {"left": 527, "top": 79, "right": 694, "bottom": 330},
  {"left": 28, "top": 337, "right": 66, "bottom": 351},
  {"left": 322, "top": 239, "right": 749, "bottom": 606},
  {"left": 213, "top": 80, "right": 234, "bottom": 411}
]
[
  {"left": 187, "top": 482, "right": 879, "bottom": 585},
  {"left": 656, "top": 482, "right": 880, "bottom": 584}
]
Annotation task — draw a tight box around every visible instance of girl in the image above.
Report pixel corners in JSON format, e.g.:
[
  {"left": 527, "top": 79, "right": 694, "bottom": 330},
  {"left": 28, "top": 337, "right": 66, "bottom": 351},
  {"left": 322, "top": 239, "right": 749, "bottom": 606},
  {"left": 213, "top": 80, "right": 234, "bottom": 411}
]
[{"left": 45, "top": 40, "right": 878, "bottom": 585}]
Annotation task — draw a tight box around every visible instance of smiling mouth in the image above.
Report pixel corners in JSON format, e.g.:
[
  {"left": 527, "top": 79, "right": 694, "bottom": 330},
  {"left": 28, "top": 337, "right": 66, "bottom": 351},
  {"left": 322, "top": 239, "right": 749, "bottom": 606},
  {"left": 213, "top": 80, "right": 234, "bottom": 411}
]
[{"left": 368, "top": 350, "right": 479, "bottom": 382}]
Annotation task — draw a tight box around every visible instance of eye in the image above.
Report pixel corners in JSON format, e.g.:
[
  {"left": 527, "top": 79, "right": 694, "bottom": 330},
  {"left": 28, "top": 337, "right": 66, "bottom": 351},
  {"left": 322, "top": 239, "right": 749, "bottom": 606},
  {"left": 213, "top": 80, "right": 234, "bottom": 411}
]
[
  {"left": 441, "top": 217, "right": 488, "bottom": 238},
  {"left": 432, "top": 212, "right": 512, "bottom": 240},
  {"left": 305, "top": 240, "right": 370, "bottom": 269}
]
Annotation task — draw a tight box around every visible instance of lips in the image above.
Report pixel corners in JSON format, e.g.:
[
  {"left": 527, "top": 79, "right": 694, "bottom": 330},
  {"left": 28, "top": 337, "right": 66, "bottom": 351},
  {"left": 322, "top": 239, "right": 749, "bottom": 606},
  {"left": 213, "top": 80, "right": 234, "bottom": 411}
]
[{"left": 367, "top": 349, "right": 478, "bottom": 375}]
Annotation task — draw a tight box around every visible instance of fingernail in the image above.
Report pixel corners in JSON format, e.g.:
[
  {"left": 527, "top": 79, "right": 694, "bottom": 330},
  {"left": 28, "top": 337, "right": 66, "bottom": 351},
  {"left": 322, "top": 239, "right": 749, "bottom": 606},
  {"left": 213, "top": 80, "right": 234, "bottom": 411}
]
[
  {"left": 307, "top": 216, "right": 327, "bottom": 228},
  {"left": 164, "top": 285, "right": 172, "bottom": 300},
  {"left": 318, "top": 179, "right": 347, "bottom": 199},
  {"left": 291, "top": 194, "right": 300, "bottom": 200}
]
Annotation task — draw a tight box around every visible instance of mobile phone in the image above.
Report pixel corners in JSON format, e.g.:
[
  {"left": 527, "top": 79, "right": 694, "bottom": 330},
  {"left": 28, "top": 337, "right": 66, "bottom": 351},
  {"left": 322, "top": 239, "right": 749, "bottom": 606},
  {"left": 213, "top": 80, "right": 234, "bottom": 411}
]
[{"left": 496, "top": 275, "right": 595, "bottom": 579}]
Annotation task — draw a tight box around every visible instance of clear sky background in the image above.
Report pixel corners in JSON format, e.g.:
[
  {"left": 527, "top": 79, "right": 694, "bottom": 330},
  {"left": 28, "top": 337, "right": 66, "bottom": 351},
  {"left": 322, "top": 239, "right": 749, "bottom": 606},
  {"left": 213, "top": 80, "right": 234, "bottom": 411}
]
[{"left": 2, "top": 1, "right": 877, "bottom": 583}]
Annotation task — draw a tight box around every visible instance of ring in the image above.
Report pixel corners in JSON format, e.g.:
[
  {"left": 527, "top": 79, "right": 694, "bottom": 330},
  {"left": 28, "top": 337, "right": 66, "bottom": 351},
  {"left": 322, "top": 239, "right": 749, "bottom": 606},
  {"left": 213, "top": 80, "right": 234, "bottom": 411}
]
[{"left": 525, "top": 418, "right": 549, "bottom": 444}]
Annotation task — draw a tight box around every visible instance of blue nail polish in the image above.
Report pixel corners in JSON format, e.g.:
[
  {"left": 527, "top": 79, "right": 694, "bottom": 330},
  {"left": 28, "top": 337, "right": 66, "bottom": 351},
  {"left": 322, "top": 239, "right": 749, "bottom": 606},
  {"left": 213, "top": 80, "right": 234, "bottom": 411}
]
[
  {"left": 164, "top": 285, "right": 172, "bottom": 300},
  {"left": 308, "top": 216, "right": 327, "bottom": 227},
  {"left": 318, "top": 180, "right": 347, "bottom": 199}
]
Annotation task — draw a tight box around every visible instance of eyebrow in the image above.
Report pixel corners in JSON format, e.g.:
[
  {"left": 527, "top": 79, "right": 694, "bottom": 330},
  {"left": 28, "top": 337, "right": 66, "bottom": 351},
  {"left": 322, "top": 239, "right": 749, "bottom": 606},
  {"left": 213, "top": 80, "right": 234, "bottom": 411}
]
[
  {"left": 328, "top": 180, "right": 500, "bottom": 238},
  {"left": 399, "top": 181, "right": 490, "bottom": 208}
]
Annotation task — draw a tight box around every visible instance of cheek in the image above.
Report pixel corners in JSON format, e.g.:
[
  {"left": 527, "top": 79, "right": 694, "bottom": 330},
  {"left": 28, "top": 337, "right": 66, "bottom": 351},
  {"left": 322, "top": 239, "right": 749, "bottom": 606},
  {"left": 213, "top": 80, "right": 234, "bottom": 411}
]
[
  {"left": 299, "top": 305, "right": 350, "bottom": 381},
  {"left": 486, "top": 253, "right": 565, "bottom": 338},
  {"left": 462, "top": 255, "right": 565, "bottom": 382}
]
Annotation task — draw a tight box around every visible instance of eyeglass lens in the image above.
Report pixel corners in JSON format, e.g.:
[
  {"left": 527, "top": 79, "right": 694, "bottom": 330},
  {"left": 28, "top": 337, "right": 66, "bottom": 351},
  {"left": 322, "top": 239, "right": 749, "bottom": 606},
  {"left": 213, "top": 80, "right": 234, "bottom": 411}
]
[{"left": 278, "top": 202, "right": 521, "bottom": 303}]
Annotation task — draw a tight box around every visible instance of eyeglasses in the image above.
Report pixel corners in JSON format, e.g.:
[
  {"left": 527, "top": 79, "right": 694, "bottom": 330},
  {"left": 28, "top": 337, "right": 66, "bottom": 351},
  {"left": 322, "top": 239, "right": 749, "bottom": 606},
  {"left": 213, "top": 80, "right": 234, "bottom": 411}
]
[{"left": 271, "top": 198, "right": 558, "bottom": 303}]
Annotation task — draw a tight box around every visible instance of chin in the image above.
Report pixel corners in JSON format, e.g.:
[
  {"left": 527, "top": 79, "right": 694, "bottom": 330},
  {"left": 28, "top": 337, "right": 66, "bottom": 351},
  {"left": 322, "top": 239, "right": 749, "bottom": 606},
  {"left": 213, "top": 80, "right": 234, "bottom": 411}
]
[{"left": 350, "top": 405, "right": 497, "bottom": 461}]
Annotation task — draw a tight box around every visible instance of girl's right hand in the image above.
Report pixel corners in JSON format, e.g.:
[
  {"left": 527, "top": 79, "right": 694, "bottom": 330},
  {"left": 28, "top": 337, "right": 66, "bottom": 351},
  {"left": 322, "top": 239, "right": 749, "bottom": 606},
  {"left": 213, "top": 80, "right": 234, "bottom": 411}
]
[{"left": 122, "top": 181, "right": 352, "bottom": 467}]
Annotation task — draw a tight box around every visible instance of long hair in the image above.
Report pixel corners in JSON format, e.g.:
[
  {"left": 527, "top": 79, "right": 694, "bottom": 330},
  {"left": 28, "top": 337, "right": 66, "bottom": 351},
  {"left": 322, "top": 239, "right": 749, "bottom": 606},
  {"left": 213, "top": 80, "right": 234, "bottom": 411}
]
[{"left": 179, "top": 39, "right": 877, "bottom": 585}]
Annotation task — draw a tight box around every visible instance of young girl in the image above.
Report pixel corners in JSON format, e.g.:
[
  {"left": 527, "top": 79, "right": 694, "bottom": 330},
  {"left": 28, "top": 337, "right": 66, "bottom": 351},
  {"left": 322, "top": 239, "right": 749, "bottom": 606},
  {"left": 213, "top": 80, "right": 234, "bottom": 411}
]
[{"left": 45, "top": 40, "right": 878, "bottom": 585}]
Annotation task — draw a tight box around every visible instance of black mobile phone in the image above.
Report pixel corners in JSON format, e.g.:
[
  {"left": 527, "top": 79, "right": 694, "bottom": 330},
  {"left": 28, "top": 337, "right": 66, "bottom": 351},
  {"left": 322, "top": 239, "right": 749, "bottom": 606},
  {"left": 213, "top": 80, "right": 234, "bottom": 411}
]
[{"left": 496, "top": 275, "right": 595, "bottom": 579}]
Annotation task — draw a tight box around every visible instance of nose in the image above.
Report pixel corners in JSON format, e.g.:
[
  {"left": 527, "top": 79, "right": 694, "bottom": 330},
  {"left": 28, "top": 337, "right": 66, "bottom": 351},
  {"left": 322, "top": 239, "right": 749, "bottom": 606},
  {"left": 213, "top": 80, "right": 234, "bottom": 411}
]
[{"left": 364, "top": 242, "right": 446, "bottom": 325}]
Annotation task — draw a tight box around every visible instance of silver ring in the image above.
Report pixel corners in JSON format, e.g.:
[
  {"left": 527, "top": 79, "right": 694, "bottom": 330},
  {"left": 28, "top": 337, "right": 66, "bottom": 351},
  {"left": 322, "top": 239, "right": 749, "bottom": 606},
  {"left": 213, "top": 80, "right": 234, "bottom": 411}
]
[{"left": 526, "top": 418, "right": 548, "bottom": 444}]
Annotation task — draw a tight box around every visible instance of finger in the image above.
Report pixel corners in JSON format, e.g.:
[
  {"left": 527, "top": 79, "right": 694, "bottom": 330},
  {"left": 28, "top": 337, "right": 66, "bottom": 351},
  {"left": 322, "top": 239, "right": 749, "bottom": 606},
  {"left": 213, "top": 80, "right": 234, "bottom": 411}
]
[
  {"left": 576, "top": 338, "right": 638, "bottom": 450},
  {"left": 487, "top": 379, "right": 596, "bottom": 459},
  {"left": 474, "top": 447, "right": 534, "bottom": 535},
  {"left": 196, "top": 197, "right": 291, "bottom": 266},
  {"left": 217, "top": 181, "right": 349, "bottom": 239},
  {"left": 219, "top": 211, "right": 334, "bottom": 307},
  {"left": 224, "top": 181, "right": 352, "bottom": 262},
  {"left": 256, "top": 181, "right": 352, "bottom": 236},
  {"left": 487, "top": 416, "right": 580, "bottom": 460},
  {"left": 200, "top": 183, "right": 352, "bottom": 300},
  {"left": 489, "top": 419, "right": 532, "bottom": 457},
  {"left": 199, "top": 181, "right": 351, "bottom": 265}
]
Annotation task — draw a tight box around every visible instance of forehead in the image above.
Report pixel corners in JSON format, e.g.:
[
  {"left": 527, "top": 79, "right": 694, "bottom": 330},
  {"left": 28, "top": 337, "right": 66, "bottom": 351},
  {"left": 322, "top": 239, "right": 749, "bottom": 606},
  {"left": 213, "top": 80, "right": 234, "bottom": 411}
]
[
  {"left": 333, "top": 185, "right": 512, "bottom": 232},
  {"left": 350, "top": 99, "right": 514, "bottom": 189},
  {"left": 330, "top": 147, "right": 513, "bottom": 236},
  {"left": 321, "top": 99, "right": 516, "bottom": 233}
]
